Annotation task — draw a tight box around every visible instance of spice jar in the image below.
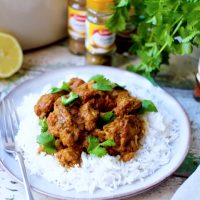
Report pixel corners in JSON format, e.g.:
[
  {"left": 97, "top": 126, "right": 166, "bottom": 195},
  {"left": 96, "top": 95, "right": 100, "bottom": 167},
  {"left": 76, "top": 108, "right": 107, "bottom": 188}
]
[
  {"left": 68, "top": 0, "right": 86, "bottom": 55},
  {"left": 85, "top": 0, "right": 116, "bottom": 65}
]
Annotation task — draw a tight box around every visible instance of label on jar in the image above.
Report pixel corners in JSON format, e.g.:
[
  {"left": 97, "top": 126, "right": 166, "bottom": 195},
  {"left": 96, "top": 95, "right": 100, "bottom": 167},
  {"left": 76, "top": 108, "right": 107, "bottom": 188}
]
[
  {"left": 85, "top": 20, "right": 116, "bottom": 54},
  {"left": 68, "top": 7, "right": 86, "bottom": 39}
]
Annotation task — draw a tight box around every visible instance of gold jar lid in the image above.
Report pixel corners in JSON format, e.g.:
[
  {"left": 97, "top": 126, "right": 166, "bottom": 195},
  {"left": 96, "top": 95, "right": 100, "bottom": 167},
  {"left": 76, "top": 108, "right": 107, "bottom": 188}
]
[{"left": 86, "top": 0, "right": 114, "bottom": 13}]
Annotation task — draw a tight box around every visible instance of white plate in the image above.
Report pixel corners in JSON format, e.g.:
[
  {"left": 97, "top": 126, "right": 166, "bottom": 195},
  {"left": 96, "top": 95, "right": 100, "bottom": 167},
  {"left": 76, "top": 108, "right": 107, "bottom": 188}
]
[{"left": 0, "top": 66, "right": 191, "bottom": 200}]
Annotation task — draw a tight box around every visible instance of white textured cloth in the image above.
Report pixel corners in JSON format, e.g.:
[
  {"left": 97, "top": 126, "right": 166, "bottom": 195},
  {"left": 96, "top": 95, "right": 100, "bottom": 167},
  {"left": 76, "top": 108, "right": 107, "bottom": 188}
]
[{"left": 171, "top": 165, "right": 200, "bottom": 200}]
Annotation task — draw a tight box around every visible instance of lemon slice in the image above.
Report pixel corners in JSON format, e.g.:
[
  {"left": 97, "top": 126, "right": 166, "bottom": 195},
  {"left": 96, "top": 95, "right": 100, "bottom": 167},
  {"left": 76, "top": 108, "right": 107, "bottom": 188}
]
[{"left": 0, "top": 32, "right": 23, "bottom": 78}]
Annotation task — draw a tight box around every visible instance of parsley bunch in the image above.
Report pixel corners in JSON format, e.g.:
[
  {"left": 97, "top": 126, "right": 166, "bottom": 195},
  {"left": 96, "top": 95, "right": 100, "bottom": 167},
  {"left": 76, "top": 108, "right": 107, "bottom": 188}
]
[{"left": 107, "top": 0, "right": 200, "bottom": 80}]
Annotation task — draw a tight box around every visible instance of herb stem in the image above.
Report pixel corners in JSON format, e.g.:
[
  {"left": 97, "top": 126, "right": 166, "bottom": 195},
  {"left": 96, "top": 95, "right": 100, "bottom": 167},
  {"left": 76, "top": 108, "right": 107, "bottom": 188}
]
[{"left": 171, "top": 18, "right": 183, "bottom": 37}]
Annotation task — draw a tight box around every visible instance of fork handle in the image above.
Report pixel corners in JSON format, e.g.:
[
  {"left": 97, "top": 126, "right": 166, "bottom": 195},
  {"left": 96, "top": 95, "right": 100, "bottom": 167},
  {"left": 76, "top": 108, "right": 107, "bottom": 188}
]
[{"left": 16, "top": 152, "right": 34, "bottom": 200}]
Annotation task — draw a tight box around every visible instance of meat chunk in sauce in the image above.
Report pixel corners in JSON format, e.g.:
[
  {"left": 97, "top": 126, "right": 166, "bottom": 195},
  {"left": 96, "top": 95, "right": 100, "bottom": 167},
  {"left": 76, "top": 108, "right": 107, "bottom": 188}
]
[
  {"left": 47, "top": 97, "right": 84, "bottom": 145},
  {"left": 113, "top": 90, "right": 141, "bottom": 116},
  {"left": 103, "top": 115, "right": 144, "bottom": 161},
  {"left": 73, "top": 81, "right": 103, "bottom": 103},
  {"left": 35, "top": 77, "right": 145, "bottom": 168},
  {"left": 69, "top": 78, "right": 85, "bottom": 90},
  {"left": 56, "top": 146, "right": 82, "bottom": 168},
  {"left": 34, "top": 92, "right": 65, "bottom": 119},
  {"left": 79, "top": 100, "right": 99, "bottom": 131}
]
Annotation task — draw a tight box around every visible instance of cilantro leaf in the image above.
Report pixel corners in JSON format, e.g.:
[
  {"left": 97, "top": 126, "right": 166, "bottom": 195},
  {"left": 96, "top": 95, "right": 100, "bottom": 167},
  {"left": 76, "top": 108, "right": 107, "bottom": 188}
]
[
  {"left": 87, "top": 136, "right": 116, "bottom": 157},
  {"left": 89, "top": 147, "right": 107, "bottom": 157},
  {"left": 50, "top": 82, "right": 70, "bottom": 94},
  {"left": 100, "top": 139, "right": 116, "bottom": 147},
  {"left": 37, "top": 131, "right": 55, "bottom": 145},
  {"left": 92, "top": 83, "right": 113, "bottom": 91},
  {"left": 43, "top": 145, "right": 56, "bottom": 154},
  {"left": 89, "top": 74, "right": 126, "bottom": 91},
  {"left": 99, "top": 112, "right": 116, "bottom": 124},
  {"left": 138, "top": 100, "right": 158, "bottom": 114},
  {"left": 106, "top": 0, "right": 130, "bottom": 32},
  {"left": 37, "top": 132, "right": 56, "bottom": 155},
  {"left": 37, "top": 118, "right": 56, "bottom": 155},
  {"left": 87, "top": 136, "right": 100, "bottom": 152},
  {"left": 39, "top": 118, "right": 48, "bottom": 132},
  {"left": 61, "top": 92, "right": 79, "bottom": 106},
  {"left": 89, "top": 74, "right": 111, "bottom": 84}
]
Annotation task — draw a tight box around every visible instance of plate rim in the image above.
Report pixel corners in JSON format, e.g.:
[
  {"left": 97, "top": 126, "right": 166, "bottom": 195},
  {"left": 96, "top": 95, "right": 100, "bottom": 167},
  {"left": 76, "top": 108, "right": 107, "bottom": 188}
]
[{"left": 0, "top": 65, "right": 191, "bottom": 200}]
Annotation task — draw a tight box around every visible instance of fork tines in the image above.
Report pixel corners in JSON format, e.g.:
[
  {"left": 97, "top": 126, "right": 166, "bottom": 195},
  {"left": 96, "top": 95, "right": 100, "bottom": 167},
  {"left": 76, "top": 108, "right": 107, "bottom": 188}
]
[{"left": 0, "top": 98, "right": 19, "bottom": 149}]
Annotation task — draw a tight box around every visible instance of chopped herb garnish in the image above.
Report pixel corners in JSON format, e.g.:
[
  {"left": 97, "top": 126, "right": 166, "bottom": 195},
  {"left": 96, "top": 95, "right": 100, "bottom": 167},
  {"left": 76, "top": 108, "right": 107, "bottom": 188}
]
[
  {"left": 92, "top": 83, "right": 113, "bottom": 91},
  {"left": 50, "top": 82, "right": 70, "bottom": 94},
  {"left": 87, "top": 136, "right": 116, "bottom": 157},
  {"left": 100, "top": 139, "right": 116, "bottom": 147},
  {"left": 37, "top": 131, "right": 55, "bottom": 145},
  {"left": 37, "top": 132, "right": 56, "bottom": 155},
  {"left": 61, "top": 92, "right": 79, "bottom": 106},
  {"left": 43, "top": 145, "right": 56, "bottom": 154},
  {"left": 138, "top": 100, "right": 158, "bottom": 114},
  {"left": 39, "top": 118, "right": 48, "bottom": 132},
  {"left": 37, "top": 118, "right": 56, "bottom": 154},
  {"left": 99, "top": 111, "right": 116, "bottom": 124},
  {"left": 89, "top": 74, "right": 126, "bottom": 91},
  {"left": 89, "top": 74, "right": 111, "bottom": 84}
]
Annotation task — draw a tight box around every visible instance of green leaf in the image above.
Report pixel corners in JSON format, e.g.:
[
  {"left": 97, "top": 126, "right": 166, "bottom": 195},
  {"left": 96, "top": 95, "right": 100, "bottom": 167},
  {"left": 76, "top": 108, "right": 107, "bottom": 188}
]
[
  {"left": 50, "top": 82, "right": 70, "bottom": 93},
  {"left": 90, "top": 147, "right": 107, "bottom": 157},
  {"left": 61, "top": 92, "right": 79, "bottom": 106},
  {"left": 99, "top": 112, "right": 116, "bottom": 124},
  {"left": 87, "top": 136, "right": 116, "bottom": 158},
  {"left": 100, "top": 139, "right": 116, "bottom": 147},
  {"left": 43, "top": 145, "right": 56, "bottom": 154},
  {"left": 117, "top": 0, "right": 130, "bottom": 8},
  {"left": 89, "top": 74, "right": 114, "bottom": 91},
  {"left": 106, "top": 1, "right": 130, "bottom": 32},
  {"left": 39, "top": 118, "right": 48, "bottom": 132},
  {"left": 139, "top": 100, "right": 158, "bottom": 114},
  {"left": 37, "top": 132, "right": 55, "bottom": 145},
  {"left": 89, "top": 74, "right": 111, "bottom": 84},
  {"left": 87, "top": 136, "right": 99, "bottom": 152},
  {"left": 89, "top": 74, "right": 125, "bottom": 91},
  {"left": 92, "top": 83, "right": 113, "bottom": 91}
]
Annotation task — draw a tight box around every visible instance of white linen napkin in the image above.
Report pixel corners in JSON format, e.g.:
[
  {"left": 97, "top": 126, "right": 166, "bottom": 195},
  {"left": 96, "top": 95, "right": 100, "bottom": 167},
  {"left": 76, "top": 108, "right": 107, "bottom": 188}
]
[{"left": 171, "top": 165, "right": 200, "bottom": 200}]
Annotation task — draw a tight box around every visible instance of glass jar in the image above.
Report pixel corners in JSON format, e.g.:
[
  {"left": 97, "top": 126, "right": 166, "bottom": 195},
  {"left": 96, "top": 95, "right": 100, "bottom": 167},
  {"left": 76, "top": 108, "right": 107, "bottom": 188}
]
[
  {"left": 68, "top": 0, "right": 86, "bottom": 55},
  {"left": 85, "top": 0, "right": 116, "bottom": 65}
]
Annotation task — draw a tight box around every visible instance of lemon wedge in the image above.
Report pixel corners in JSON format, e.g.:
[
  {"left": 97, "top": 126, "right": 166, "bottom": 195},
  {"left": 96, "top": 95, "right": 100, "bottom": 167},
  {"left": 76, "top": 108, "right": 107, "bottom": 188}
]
[{"left": 0, "top": 32, "right": 23, "bottom": 78}]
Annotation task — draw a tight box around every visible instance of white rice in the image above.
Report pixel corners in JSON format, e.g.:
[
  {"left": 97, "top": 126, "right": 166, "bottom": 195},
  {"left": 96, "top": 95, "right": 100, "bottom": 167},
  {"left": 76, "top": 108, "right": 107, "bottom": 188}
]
[{"left": 15, "top": 81, "right": 179, "bottom": 193}]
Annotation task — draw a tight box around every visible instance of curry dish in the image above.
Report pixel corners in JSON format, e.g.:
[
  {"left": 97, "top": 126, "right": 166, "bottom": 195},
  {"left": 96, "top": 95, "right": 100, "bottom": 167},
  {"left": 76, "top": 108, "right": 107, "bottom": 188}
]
[{"left": 34, "top": 77, "right": 145, "bottom": 168}]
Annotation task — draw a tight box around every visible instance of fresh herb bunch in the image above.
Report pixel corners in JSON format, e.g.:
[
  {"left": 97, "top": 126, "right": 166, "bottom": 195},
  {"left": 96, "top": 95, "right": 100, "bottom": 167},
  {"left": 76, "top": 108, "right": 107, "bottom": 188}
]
[{"left": 107, "top": 0, "right": 200, "bottom": 80}]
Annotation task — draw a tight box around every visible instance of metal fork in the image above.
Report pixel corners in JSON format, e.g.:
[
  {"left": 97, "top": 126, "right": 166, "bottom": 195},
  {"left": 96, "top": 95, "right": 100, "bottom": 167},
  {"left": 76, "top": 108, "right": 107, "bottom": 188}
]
[{"left": 0, "top": 98, "right": 34, "bottom": 200}]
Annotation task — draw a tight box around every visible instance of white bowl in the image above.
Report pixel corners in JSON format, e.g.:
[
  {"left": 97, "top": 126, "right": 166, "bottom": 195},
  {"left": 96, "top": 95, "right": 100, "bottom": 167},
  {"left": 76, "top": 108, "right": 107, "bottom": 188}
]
[{"left": 0, "top": 0, "right": 67, "bottom": 50}]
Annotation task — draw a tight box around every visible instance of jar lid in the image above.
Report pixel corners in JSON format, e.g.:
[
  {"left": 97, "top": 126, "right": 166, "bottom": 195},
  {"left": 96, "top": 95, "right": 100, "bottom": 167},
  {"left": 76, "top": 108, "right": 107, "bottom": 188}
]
[{"left": 87, "top": 0, "right": 114, "bottom": 13}]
